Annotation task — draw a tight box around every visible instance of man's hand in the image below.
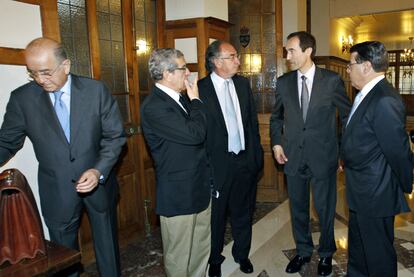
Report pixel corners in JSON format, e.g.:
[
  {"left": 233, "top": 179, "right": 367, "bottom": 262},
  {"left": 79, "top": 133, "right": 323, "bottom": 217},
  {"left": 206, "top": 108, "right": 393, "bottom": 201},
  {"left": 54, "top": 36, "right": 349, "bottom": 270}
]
[
  {"left": 184, "top": 76, "right": 199, "bottom": 100},
  {"left": 272, "top": 145, "right": 288, "bottom": 165},
  {"left": 76, "top": 168, "right": 100, "bottom": 193}
]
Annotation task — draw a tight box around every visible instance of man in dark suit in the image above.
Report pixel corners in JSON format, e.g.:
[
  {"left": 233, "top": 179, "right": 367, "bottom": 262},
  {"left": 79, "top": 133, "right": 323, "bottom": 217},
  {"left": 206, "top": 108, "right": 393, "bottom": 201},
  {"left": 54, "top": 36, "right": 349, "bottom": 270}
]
[
  {"left": 198, "top": 40, "right": 264, "bottom": 277},
  {"left": 341, "top": 41, "right": 413, "bottom": 277},
  {"left": 270, "top": 31, "right": 351, "bottom": 276},
  {"left": 0, "top": 38, "right": 125, "bottom": 276},
  {"left": 141, "top": 48, "right": 211, "bottom": 277}
]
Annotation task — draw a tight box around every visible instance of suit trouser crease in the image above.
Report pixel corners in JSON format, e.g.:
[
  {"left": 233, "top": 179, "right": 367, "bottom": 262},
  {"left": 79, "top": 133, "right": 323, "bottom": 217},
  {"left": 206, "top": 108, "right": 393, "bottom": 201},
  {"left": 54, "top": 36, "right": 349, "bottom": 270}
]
[
  {"left": 47, "top": 194, "right": 120, "bottom": 277},
  {"left": 347, "top": 210, "right": 397, "bottom": 277},
  {"left": 210, "top": 154, "right": 256, "bottom": 264},
  {"left": 160, "top": 201, "right": 211, "bottom": 277},
  {"left": 286, "top": 164, "right": 337, "bottom": 258}
]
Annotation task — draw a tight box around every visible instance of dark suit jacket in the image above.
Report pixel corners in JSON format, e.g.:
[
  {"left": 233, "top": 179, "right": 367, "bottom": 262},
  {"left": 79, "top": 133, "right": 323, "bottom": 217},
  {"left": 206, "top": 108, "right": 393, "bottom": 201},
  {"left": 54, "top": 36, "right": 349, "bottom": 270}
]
[
  {"left": 0, "top": 74, "right": 126, "bottom": 223},
  {"left": 198, "top": 74, "right": 263, "bottom": 192},
  {"left": 140, "top": 86, "right": 210, "bottom": 217},
  {"left": 341, "top": 78, "right": 412, "bottom": 217},
  {"left": 270, "top": 67, "right": 351, "bottom": 179}
]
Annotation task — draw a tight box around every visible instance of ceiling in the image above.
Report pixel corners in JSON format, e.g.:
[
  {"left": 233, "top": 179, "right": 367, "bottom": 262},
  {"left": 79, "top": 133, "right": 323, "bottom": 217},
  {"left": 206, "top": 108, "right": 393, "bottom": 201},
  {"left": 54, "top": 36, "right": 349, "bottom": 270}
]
[{"left": 340, "top": 9, "right": 414, "bottom": 50}]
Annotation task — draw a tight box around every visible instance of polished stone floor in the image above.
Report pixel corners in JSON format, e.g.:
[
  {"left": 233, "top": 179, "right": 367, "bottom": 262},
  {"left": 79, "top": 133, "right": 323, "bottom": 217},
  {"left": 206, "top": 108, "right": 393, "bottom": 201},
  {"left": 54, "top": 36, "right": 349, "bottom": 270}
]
[
  {"left": 84, "top": 172, "right": 414, "bottom": 276},
  {"left": 83, "top": 203, "right": 279, "bottom": 276}
]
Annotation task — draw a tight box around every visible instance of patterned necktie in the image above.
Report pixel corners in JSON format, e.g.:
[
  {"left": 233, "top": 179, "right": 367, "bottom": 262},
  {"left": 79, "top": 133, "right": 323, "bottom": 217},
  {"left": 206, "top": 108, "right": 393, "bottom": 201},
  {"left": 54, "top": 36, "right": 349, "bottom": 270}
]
[
  {"left": 54, "top": 91, "right": 70, "bottom": 142},
  {"left": 347, "top": 92, "right": 363, "bottom": 126},
  {"left": 301, "top": 75, "right": 309, "bottom": 122},
  {"left": 224, "top": 80, "right": 241, "bottom": 154}
]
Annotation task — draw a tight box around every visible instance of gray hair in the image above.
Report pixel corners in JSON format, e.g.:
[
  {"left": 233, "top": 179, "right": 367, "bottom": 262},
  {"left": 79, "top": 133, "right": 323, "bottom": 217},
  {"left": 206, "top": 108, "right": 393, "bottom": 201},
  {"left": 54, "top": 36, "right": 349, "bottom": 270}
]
[{"left": 148, "top": 48, "right": 184, "bottom": 81}]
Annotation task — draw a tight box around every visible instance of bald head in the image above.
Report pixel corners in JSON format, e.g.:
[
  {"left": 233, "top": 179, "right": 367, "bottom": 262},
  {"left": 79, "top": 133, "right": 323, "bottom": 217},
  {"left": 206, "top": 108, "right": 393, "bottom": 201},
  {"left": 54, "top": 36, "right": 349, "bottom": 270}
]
[
  {"left": 25, "top": 37, "right": 70, "bottom": 92},
  {"left": 25, "top": 37, "right": 67, "bottom": 64}
]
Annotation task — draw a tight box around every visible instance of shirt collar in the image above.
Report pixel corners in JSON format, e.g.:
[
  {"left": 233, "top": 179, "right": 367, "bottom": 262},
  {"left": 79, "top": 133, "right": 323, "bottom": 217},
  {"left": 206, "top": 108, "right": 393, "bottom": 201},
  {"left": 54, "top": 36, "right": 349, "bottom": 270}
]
[
  {"left": 59, "top": 74, "right": 72, "bottom": 96},
  {"left": 155, "top": 82, "right": 181, "bottom": 103},
  {"left": 359, "top": 75, "right": 385, "bottom": 98},
  {"left": 211, "top": 71, "right": 232, "bottom": 86},
  {"left": 298, "top": 63, "right": 316, "bottom": 81}
]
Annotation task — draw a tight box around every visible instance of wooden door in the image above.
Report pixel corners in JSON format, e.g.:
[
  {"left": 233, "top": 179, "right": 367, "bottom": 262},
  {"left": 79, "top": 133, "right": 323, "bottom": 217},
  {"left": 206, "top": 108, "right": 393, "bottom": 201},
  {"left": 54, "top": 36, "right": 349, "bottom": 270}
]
[{"left": 60, "top": 0, "right": 153, "bottom": 265}]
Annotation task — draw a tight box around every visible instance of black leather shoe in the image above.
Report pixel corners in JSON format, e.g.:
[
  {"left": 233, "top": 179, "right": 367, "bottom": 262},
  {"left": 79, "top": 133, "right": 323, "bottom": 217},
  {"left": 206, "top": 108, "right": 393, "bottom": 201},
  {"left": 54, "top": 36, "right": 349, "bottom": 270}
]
[
  {"left": 285, "top": 255, "right": 311, "bottom": 273},
  {"left": 318, "top": 257, "right": 332, "bottom": 276},
  {"left": 208, "top": 263, "right": 221, "bottom": 277},
  {"left": 238, "top": 258, "right": 254, "bottom": 274}
]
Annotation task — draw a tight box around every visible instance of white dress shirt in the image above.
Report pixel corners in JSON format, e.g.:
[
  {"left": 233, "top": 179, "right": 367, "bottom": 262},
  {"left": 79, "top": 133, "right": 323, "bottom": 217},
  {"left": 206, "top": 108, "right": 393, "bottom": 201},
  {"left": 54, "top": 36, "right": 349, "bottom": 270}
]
[{"left": 210, "top": 72, "right": 245, "bottom": 150}]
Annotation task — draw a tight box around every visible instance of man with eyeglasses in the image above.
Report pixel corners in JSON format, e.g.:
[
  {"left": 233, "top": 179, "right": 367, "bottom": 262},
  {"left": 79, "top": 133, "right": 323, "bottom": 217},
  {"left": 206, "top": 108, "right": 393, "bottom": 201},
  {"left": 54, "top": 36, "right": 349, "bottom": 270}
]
[
  {"left": 341, "top": 41, "right": 413, "bottom": 277},
  {"left": 0, "top": 37, "right": 125, "bottom": 276},
  {"left": 141, "top": 48, "right": 211, "bottom": 277},
  {"left": 198, "top": 40, "right": 264, "bottom": 276},
  {"left": 270, "top": 31, "right": 351, "bottom": 276}
]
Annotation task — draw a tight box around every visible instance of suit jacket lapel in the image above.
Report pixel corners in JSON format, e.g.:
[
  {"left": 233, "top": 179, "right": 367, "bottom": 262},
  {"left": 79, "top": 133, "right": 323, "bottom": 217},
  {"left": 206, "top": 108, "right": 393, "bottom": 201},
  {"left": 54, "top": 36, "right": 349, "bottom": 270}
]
[
  {"left": 204, "top": 76, "right": 227, "bottom": 132},
  {"left": 288, "top": 72, "right": 302, "bottom": 116},
  {"left": 343, "top": 80, "right": 381, "bottom": 140},
  {"left": 153, "top": 86, "right": 189, "bottom": 117},
  {"left": 70, "top": 75, "right": 88, "bottom": 146},
  {"left": 39, "top": 87, "right": 69, "bottom": 143},
  {"left": 232, "top": 75, "right": 248, "bottom": 126},
  {"left": 307, "top": 67, "right": 323, "bottom": 118}
]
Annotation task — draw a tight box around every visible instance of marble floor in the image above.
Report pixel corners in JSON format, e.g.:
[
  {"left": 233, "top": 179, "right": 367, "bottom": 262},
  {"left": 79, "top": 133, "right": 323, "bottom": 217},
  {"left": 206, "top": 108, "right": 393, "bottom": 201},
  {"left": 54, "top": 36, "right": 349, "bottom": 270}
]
[
  {"left": 223, "top": 172, "right": 414, "bottom": 277},
  {"left": 84, "top": 172, "right": 414, "bottom": 276}
]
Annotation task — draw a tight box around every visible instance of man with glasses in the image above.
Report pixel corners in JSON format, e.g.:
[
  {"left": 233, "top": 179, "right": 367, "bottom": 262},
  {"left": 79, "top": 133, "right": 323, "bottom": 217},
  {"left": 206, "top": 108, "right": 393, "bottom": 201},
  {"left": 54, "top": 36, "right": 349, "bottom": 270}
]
[
  {"left": 141, "top": 48, "right": 211, "bottom": 277},
  {"left": 342, "top": 41, "right": 413, "bottom": 276},
  {"left": 270, "top": 31, "right": 351, "bottom": 276},
  {"left": 198, "top": 40, "right": 264, "bottom": 276},
  {"left": 0, "top": 37, "right": 125, "bottom": 276}
]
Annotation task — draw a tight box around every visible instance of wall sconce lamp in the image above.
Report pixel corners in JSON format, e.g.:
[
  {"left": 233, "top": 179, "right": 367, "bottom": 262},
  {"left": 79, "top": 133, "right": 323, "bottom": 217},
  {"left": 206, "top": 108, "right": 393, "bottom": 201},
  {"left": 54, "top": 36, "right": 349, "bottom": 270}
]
[
  {"left": 251, "top": 54, "right": 262, "bottom": 73},
  {"left": 135, "top": 39, "right": 148, "bottom": 54},
  {"left": 342, "top": 35, "right": 354, "bottom": 53}
]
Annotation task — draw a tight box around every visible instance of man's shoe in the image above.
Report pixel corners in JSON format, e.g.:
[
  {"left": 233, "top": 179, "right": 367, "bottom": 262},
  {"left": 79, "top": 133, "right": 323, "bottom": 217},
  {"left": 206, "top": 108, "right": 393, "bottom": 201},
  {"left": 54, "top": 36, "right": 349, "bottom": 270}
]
[
  {"left": 285, "top": 255, "right": 311, "bottom": 273},
  {"left": 238, "top": 258, "right": 254, "bottom": 274},
  {"left": 318, "top": 257, "right": 332, "bottom": 276},
  {"left": 208, "top": 263, "right": 221, "bottom": 277}
]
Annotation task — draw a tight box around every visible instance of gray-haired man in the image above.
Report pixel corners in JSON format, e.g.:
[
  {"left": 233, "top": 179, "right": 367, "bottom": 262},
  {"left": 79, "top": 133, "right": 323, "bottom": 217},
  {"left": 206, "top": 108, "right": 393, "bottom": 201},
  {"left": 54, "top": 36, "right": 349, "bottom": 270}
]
[{"left": 140, "top": 48, "right": 212, "bottom": 277}]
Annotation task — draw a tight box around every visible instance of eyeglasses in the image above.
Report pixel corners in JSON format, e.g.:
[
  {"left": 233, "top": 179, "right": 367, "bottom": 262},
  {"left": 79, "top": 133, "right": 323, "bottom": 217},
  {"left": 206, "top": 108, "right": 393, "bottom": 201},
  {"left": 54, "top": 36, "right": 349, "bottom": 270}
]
[
  {"left": 174, "top": 65, "right": 188, "bottom": 71},
  {"left": 27, "top": 62, "right": 64, "bottom": 80},
  {"left": 219, "top": 54, "right": 240, "bottom": 61},
  {"left": 346, "top": 62, "right": 360, "bottom": 69}
]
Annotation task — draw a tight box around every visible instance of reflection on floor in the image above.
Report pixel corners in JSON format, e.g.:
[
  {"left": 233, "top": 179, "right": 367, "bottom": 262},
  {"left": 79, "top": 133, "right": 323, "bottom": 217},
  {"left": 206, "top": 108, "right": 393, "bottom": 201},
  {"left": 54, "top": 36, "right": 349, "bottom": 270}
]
[
  {"left": 84, "top": 172, "right": 414, "bottom": 276},
  {"left": 224, "top": 172, "right": 414, "bottom": 277}
]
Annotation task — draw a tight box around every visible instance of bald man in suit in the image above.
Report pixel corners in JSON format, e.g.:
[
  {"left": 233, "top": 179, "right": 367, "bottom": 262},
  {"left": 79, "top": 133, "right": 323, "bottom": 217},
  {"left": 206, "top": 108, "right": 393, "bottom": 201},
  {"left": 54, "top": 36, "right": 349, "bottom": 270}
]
[{"left": 0, "top": 38, "right": 125, "bottom": 276}]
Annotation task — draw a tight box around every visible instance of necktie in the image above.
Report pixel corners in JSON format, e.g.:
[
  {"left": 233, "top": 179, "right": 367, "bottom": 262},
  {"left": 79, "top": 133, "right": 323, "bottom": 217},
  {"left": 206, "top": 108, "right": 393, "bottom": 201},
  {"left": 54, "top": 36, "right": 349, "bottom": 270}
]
[
  {"left": 179, "top": 95, "right": 190, "bottom": 113},
  {"left": 347, "top": 92, "right": 363, "bottom": 126},
  {"left": 224, "top": 80, "right": 242, "bottom": 154},
  {"left": 301, "top": 75, "right": 309, "bottom": 122},
  {"left": 54, "top": 91, "right": 70, "bottom": 142}
]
